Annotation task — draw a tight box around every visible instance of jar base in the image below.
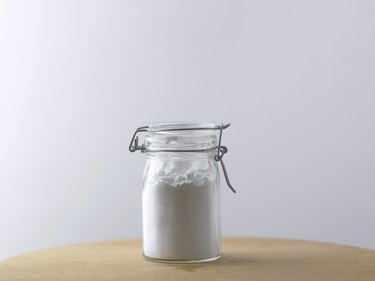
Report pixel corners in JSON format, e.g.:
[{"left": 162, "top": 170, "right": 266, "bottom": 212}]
[{"left": 143, "top": 254, "right": 221, "bottom": 264}]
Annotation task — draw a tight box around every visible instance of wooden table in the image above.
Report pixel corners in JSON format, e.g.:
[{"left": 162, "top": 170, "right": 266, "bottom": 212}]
[{"left": 1, "top": 237, "right": 374, "bottom": 281}]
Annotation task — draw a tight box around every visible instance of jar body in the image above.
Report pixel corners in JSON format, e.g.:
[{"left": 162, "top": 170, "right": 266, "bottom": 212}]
[{"left": 142, "top": 152, "right": 221, "bottom": 262}]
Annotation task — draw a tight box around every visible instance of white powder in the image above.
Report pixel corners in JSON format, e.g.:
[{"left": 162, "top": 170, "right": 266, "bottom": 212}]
[{"left": 142, "top": 166, "right": 221, "bottom": 261}]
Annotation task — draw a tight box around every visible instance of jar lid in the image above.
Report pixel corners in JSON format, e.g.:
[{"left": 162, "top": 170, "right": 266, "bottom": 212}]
[
  {"left": 145, "top": 122, "right": 228, "bottom": 151},
  {"left": 147, "top": 122, "right": 226, "bottom": 132}
]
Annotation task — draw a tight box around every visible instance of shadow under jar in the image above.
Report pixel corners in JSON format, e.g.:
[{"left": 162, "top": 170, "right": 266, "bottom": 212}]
[{"left": 129, "top": 122, "right": 235, "bottom": 263}]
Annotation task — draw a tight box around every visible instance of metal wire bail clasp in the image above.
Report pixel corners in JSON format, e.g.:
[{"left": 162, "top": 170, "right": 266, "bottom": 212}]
[
  {"left": 129, "top": 126, "right": 148, "bottom": 152},
  {"left": 214, "top": 124, "right": 236, "bottom": 193}
]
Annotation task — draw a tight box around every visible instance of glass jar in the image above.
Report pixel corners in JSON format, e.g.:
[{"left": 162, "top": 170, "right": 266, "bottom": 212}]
[{"left": 129, "top": 122, "right": 235, "bottom": 263}]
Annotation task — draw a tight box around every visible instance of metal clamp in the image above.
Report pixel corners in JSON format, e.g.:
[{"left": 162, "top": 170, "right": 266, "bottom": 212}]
[
  {"left": 129, "top": 126, "right": 148, "bottom": 152},
  {"left": 129, "top": 123, "right": 236, "bottom": 193},
  {"left": 213, "top": 124, "right": 236, "bottom": 193}
]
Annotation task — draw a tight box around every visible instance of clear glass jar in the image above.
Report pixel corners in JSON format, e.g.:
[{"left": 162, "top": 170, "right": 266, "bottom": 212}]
[{"left": 129, "top": 122, "right": 235, "bottom": 263}]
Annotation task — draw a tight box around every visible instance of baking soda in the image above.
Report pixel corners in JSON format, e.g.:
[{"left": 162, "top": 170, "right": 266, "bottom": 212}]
[{"left": 142, "top": 167, "right": 220, "bottom": 261}]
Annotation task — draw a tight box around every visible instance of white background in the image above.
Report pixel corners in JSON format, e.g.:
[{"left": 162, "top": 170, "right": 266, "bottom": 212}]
[{"left": 1, "top": 0, "right": 374, "bottom": 260}]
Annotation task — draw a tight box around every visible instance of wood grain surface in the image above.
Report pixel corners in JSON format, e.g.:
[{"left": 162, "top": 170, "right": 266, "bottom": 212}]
[{"left": 0, "top": 237, "right": 374, "bottom": 281}]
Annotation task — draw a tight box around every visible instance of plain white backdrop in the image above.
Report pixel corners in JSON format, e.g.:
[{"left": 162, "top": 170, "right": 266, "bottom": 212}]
[{"left": 1, "top": 0, "right": 374, "bottom": 260}]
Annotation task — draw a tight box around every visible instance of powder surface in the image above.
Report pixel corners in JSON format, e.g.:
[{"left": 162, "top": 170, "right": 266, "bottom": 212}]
[{"left": 142, "top": 166, "right": 220, "bottom": 261}]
